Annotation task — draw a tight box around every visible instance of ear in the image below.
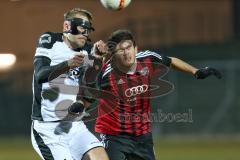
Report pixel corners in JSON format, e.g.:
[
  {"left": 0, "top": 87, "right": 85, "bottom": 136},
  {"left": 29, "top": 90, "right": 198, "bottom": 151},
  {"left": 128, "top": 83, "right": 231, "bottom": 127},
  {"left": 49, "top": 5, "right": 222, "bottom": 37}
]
[
  {"left": 63, "top": 21, "right": 71, "bottom": 32},
  {"left": 134, "top": 46, "right": 138, "bottom": 54}
]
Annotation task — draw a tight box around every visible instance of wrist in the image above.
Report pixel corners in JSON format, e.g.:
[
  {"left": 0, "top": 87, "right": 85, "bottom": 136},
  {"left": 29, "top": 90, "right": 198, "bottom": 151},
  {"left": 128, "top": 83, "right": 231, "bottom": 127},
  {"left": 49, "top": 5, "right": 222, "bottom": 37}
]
[
  {"left": 192, "top": 69, "right": 198, "bottom": 75},
  {"left": 65, "top": 60, "right": 70, "bottom": 67}
]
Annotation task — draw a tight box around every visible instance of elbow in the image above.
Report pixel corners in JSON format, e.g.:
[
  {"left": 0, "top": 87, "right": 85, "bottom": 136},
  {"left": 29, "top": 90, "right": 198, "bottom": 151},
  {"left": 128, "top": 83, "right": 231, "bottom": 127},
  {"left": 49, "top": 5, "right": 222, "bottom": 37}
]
[
  {"left": 35, "top": 75, "right": 43, "bottom": 84},
  {"left": 35, "top": 72, "right": 47, "bottom": 84},
  {"left": 170, "top": 57, "right": 178, "bottom": 62},
  {"left": 169, "top": 57, "right": 181, "bottom": 65},
  {"left": 169, "top": 57, "right": 176, "bottom": 67}
]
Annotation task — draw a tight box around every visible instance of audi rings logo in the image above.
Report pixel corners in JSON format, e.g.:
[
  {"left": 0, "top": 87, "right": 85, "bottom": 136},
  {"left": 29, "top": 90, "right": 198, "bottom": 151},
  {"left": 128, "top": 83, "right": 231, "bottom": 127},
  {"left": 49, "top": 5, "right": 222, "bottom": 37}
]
[{"left": 125, "top": 85, "right": 149, "bottom": 97}]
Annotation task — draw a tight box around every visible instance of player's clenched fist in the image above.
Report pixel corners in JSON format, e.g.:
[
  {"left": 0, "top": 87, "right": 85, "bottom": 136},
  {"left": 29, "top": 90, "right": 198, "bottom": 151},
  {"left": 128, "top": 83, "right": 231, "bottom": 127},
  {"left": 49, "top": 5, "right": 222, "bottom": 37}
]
[
  {"left": 194, "top": 67, "right": 222, "bottom": 79},
  {"left": 91, "top": 40, "right": 108, "bottom": 59},
  {"left": 67, "top": 53, "right": 85, "bottom": 68}
]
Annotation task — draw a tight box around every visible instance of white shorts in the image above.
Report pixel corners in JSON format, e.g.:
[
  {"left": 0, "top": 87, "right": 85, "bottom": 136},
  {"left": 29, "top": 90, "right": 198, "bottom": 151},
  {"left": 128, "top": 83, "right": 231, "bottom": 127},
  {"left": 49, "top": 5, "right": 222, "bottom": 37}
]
[{"left": 31, "top": 120, "right": 103, "bottom": 160}]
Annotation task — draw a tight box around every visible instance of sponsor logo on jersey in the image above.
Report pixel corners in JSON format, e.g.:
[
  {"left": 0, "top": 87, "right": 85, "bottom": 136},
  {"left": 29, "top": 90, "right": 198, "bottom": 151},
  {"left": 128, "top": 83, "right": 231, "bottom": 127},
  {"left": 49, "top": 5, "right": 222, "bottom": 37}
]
[
  {"left": 139, "top": 67, "right": 149, "bottom": 76},
  {"left": 125, "top": 84, "right": 149, "bottom": 97}
]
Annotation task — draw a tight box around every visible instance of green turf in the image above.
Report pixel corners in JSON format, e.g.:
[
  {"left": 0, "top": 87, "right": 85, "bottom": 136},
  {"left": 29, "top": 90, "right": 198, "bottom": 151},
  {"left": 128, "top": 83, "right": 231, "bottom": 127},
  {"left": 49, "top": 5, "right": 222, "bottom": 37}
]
[
  {"left": 0, "top": 136, "right": 239, "bottom": 160},
  {"left": 155, "top": 136, "right": 240, "bottom": 160},
  {"left": 0, "top": 137, "right": 39, "bottom": 160}
]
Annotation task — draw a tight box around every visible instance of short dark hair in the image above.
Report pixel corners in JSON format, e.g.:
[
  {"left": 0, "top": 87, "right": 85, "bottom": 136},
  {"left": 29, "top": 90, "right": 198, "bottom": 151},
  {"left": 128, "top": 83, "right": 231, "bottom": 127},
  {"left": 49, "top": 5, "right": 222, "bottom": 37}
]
[
  {"left": 107, "top": 29, "right": 136, "bottom": 52},
  {"left": 64, "top": 8, "right": 93, "bottom": 21}
]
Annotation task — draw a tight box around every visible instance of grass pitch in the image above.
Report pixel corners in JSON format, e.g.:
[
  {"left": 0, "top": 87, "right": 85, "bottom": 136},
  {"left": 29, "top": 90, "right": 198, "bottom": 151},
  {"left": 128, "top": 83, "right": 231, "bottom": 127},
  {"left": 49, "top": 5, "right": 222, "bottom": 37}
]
[{"left": 0, "top": 136, "right": 239, "bottom": 160}]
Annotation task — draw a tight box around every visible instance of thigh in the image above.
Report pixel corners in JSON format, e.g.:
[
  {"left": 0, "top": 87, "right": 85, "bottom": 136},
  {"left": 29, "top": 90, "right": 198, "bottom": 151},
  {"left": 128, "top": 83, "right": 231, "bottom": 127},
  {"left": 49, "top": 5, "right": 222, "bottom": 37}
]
[
  {"left": 133, "top": 133, "right": 156, "bottom": 160},
  {"left": 31, "top": 121, "right": 73, "bottom": 160},
  {"left": 82, "top": 146, "right": 109, "bottom": 160},
  {"left": 127, "top": 154, "right": 145, "bottom": 160},
  {"left": 69, "top": 122, "right": 103, "bottom": 160}
]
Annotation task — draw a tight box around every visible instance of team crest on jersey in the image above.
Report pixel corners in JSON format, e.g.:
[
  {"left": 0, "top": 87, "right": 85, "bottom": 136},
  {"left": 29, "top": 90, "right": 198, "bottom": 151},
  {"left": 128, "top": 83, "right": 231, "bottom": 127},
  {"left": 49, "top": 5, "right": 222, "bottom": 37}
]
[
  {"left": 139, "top": 67, "right": 149, "bottom": 76},
  {"left": 39, "top": 34, "right": 52, "bottom": 44}
]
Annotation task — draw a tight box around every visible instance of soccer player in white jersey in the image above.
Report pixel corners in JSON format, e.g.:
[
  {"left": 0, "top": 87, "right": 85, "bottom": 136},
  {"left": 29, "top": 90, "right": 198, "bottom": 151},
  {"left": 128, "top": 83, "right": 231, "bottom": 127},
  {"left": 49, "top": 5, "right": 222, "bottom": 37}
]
[{"left": 31, "top": 8, "right": 109, "bottom": 160}]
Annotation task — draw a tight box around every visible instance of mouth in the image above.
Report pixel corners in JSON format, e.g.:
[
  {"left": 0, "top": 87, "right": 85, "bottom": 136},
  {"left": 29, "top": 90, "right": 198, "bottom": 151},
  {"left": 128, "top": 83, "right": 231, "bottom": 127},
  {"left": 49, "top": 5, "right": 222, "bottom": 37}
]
[
  {"left": 76, "top": 35, "right": 88, "bottom": 41},
  {"left": 125, "top": 56, "right": 132, "bottom": 62},
  {"left": 77, "top": 37, "right": 87, "bottom": 41}
]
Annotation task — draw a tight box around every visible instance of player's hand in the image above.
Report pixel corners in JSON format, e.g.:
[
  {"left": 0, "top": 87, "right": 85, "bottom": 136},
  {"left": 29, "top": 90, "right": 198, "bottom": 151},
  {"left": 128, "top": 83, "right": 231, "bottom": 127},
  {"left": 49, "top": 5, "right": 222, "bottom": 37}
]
[
  {"left": 67, "top": 53, "right": 85, "bottom": 68},
  {"left": 68, "top": 101, "right": 90, "bottom": 121},
  {"left": 68, "top": 101, "right": 85, "bottom": 114},
  {"left": 194, "top": 67, "right": 222, "bottom": 79},
  {"left": 91, "top": 40, "right": 108, "bottom": 59}
]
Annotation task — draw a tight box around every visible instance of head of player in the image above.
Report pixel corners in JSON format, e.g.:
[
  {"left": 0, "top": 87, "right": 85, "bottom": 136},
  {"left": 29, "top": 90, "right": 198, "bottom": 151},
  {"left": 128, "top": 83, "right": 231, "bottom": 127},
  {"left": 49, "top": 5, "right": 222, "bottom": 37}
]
[
  {"left": 63, "top": 8, "right": 94, "bottom": 49},
  {"left": 107, "top": 30, "right": 138, "bottom": 73}
]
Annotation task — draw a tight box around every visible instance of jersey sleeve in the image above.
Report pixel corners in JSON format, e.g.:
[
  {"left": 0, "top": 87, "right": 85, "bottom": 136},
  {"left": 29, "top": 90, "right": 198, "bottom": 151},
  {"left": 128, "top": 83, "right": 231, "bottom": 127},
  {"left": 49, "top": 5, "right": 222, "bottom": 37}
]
[
  {"left": 35, "top": 32, "right": 55, "bottom": 59},
  {"left": 146, "top": 50, "right": 172, "bottom": 67}
]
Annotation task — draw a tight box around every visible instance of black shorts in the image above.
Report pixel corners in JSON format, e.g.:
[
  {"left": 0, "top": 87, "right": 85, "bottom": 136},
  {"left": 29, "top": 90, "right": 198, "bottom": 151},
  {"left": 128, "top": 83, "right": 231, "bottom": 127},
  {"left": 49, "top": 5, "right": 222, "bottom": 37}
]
[{"left": 100, "top": 132, "right": 156, "bottom": 160}]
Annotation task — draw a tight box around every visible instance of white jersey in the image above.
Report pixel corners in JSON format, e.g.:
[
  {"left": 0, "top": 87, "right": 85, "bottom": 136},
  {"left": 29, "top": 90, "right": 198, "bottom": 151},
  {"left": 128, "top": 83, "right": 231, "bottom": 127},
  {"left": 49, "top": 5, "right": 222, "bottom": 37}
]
[{"left": 32, "top": 32, "right": 93, "bottom": 121}]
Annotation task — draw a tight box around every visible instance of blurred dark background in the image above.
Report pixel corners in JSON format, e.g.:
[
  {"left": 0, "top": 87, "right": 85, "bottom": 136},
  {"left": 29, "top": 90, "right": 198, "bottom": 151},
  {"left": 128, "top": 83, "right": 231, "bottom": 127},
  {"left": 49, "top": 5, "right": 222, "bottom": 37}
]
[
  {"left": 0, "top": 0, "right": 239, "bottom": 159},
  {"left": 0, "top": 0, "right": 240, "bottom": 135}
]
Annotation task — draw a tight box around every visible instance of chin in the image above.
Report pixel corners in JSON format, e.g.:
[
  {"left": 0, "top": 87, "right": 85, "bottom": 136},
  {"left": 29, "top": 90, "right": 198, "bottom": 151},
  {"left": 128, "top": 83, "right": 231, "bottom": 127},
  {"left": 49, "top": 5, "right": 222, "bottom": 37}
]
[
  {"left": 123, "top": 63, "right": 133, "bottom": 68},
  {"left": 76, "top": 41, "right": 86, "bottom": 48}
]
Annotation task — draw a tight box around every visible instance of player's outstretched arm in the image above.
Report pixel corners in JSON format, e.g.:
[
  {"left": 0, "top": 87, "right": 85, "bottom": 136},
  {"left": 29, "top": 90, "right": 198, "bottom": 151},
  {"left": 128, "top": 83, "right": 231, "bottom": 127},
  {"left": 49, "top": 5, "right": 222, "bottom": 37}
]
[
  {"left": 170, "top": 57, "right": 198, "bottom": 74},
  {"left": 170, "top": 57, "right": 222, "bottom": 79}
]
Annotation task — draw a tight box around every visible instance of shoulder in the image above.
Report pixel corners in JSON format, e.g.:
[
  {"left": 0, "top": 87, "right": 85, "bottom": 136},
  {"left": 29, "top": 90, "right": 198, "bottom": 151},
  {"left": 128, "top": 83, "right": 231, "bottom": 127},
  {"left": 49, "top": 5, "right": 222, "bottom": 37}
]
[
  {"left": 136, "top": 50, "right": 172, "bottom": 67},
  {"left": 35, "top": 32, "right": 63, "bottom": 59},
  {"left": 100, "top": 62, "right": 113, "bottom": 79},
  {"left": 136, "top": 50, "right": 163, "bottom": 60},
  {"left": 37, "top": 32, "right": 63, "bottom": 49}
]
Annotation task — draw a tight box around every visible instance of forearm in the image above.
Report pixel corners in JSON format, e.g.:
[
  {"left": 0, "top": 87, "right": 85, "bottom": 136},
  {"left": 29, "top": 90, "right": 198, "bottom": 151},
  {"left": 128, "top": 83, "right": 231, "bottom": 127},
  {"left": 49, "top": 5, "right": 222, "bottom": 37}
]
[
  {"left": 34, "top": 56, "right": 69, "bottom": 83},
  {"left": 170, "top": 57, "right": 198, "bottom": 75},
  {"left": 37, "top": 62, "right": 69, "bottom": 83},
  {"left": 84, "top": 56, "right": 103, "bottom": 84}
]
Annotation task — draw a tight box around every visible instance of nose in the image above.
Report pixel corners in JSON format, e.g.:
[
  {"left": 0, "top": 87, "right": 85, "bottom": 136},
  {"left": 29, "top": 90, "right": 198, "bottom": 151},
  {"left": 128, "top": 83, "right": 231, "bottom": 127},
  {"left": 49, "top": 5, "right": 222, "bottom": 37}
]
[
  {"left": 82, "top": 31, "right": 89, "bottom": 37},
  {"left": 77, "top": 28, "right": 89, "bottom": 37},
  {"left": 81, "top": 33, "right": 88, "bottom": 38},
  {"left": 123, "top": 49, "right": 130, "bottom": 55}
]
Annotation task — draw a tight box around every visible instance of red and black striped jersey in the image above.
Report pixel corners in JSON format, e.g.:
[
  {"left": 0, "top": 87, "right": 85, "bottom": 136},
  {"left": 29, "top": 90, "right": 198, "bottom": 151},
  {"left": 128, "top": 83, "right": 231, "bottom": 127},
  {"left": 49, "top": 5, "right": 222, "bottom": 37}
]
[{"left": 95, "top": 50, "right": 172, "bottom": 136}]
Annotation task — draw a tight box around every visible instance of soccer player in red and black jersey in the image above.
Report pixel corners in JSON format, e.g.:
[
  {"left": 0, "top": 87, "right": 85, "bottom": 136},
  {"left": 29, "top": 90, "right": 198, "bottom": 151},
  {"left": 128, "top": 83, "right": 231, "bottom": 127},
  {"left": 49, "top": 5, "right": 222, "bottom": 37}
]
[{"left": 69, "top": 29, "right": 222, "bottom": 160}]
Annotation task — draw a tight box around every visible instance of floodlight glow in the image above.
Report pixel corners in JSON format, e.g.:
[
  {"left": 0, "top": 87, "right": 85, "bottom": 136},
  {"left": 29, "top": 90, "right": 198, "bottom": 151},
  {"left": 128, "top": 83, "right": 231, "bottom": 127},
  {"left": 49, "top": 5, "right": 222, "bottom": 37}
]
[{"left": 0, "top": 54, "right": 16, "bottom": 70}]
